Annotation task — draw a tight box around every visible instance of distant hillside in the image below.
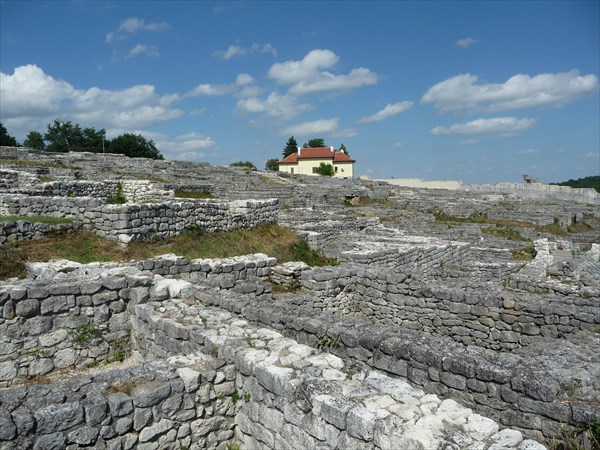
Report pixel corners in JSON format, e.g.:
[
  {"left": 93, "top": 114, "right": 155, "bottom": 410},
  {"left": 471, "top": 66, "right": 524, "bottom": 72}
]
[{"left": 550, "top": 176, "right": 600, "bottom": 192}]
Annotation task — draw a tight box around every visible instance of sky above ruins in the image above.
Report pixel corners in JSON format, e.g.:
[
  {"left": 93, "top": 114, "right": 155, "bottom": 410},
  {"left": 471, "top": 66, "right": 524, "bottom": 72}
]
[{"left": 0, "top": 1, "right": 598, "bottom": 184}]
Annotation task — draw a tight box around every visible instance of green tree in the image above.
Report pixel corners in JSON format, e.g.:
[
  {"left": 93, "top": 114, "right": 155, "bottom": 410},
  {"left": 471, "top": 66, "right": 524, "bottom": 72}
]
[
  {"left": 265, "top": 158, "right": 279, "bottom": 171},
  {"left": 304, "top": 138, "right": 325, "bottom": 148},
  {"left": 44, "top": 119, "right": 85, "bottom": 152},
  {"left": 23, "top": 131, "right": 46, "bottom": 150},
  {"left": 108, "top": 133, "right": 163, "bottom": 159},
  {"left": 316, "top": 162, "right": 334, "bottom": 176},
  {"left": 230, "top": 161, "right": 257, "bottom": 170},
  {"left": 0, "top": 123, "right": 18, "bottom": 146},
  {"left": 339, "top": 143, "right": 349, "bottom": 156},
  {"left": 80, "top": 127, "right": 106, "bottom": 153},
  {"left": 282, "top": 136, "right": 298, "bottom": 158}
]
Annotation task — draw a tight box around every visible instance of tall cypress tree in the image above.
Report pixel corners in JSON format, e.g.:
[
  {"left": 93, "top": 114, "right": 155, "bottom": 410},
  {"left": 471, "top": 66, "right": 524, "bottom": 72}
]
[{"left": 282, "top": 136, "right": 298, "bottom": 158}]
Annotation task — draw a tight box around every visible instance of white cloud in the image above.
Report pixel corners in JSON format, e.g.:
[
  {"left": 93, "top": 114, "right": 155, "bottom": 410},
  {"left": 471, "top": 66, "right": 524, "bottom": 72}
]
[
  {"left": 0, "top": 64, "right": 183, "bottom": 137},
  {"left": 393, "top": 142, "right": 404, "bottom": 148},
  {"left": 421, "top": 70, "right": 598, "bottom": 113},
  {"left": 518, "top": 148, "right": 539, "bottom": 155},
  {"left": 431, "top": 117, "right": 537, "bottom": 136},
  {"left": 236, "top": 73, "right": 254, "bottom": 86},
  {"left": 584, "top": 152, "right": 599, "bottom": 159},
  {"left": 106, "top": 17, "right": 169, "bottom": 43},
  {"left": 188, "top": 83, "right": 234, "bottom": 96},
  {"left": 125, "top": 44, "right": 159, "bottom": 59},
  {"left": 215, "top": 43, "right": 277, "bottom": 60},
  {"left": 282, "top": 118, "right": 340, "bottom": 136},
  {"left": 459, "top": 139, "right": 478, "bottom": 145},
  {"left": 268, "top": 49, "right": 377, "bottom": 95},
  {"left": 455, "top": 37, "right": 477, "bottom": 48},
  {"left": 236, "top": 92, "right": 311, "bottom": 120},
  {"left": 358, "top": 101, "right": 413, "bottom": 124}
]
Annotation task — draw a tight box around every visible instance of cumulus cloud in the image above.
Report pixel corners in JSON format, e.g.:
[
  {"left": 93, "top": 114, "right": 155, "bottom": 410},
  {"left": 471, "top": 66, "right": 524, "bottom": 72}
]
[
  {"left": 106, "top": 17, "right": 169, "bottom": 43},
  {"left": 268, "top": 49, "right": 377, "bottom": 95},
  {"left": 125, "top": 44, "right": 159, "bottom": 59},
  {"left": 236, "top": 92, "right": 311, "bottom": 120},
  {"left": 357, "top": 101, "right": 413, "bottom": 124},
  {"left": 215, "top": 43, "right": 277, "bottom": 60},
  {"left": 188, "top": 83, "right": 234, "bottom": 96},
  {"left": 282, "top": 118, "right": 340, "bottom": 136},
  {"left": 455, "top": 37, "right": 477, "bottom": 48},
  {"left": 0, "top": 64, "right": 183, "bottom": 137},
  {"left": 236, "top": 73, "right": 254, "bottom": 86},
  {"left": 421, "top": 70, "right": 598, "bottom": 113},
  {"left": 430, "top": 117, "right": 537, "bottom": 136}
]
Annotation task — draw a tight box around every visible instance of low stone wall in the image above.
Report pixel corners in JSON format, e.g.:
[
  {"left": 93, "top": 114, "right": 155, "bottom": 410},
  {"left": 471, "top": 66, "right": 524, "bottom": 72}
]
[
  {"left": 0, "top": 361, "right": 238, "bottom": 450},
  {"left": 0, "top": 253, "right": 276, "bottom": 387},
  {"left": 35, "top": 180, "right": 117, "bottom": 199},
  {"left": 463, "top": 183, "right": 599, "bottom": 204},
  {"left": 0, "top": 194, "right": 279, "bottom": 242},
  {"left": 299, "top": 266, "right": 600, "bottom": 350},
  {"left": 200, "top": 289, "right": 599, "bottom": 441},
  {"left": 132, "top": 294, "right": 545, "bottom": 450},
  {"left": 0, "top": 220, "right": 82, "bottom": 245}
]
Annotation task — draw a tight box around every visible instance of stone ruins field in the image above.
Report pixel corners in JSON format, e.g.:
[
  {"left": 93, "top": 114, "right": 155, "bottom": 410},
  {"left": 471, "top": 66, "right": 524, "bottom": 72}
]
[{"left": 1, "top": 147, "right": 599, "bottom": 450}]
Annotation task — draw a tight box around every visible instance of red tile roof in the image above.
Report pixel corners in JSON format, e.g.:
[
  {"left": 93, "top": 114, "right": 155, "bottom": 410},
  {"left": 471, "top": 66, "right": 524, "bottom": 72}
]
[{"left": 278, "top": 147, "right": 355, "bottom": 164}]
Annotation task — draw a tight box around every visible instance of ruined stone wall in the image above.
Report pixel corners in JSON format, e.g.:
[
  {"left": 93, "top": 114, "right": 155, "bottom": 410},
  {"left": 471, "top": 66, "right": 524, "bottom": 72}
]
[
  {"left": 0, "top": 361, "right": 238, "bottom": 450},
  {"left": 0, "top": 194, "right": 279, "bottom": 242},
  {"left": 34, "top": 180, "right": 118, "bottom": 199},
  {"left": 132, "top": 293, "right": 543, "bottom": 450},
  {"left": 299, "top": 266, "right": 600, "bottom": 350},
  {"left": 0, "top": 254, "right": 276, "bottom": 387},
  {"left": 463, "top": 183, "right": 599, "bottom": 204},
  {"left": 201, "top": 289, "right": 599, "bottom": 441},
  {"left": 0, "top": 220, "right": 81, "bottom": 245}
]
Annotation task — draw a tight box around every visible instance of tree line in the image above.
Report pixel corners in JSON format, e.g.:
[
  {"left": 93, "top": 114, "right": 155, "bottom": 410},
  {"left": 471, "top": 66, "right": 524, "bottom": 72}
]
[{"left": 0, "top": 120, "right": 163, "bottom": 160}]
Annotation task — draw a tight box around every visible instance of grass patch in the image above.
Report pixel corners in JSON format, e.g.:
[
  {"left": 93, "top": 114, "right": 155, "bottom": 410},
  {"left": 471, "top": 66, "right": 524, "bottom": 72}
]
[
  {"left": 482, "top": 226, "right": 530, "bottom": 242},
  {"left": 511, "top": 246, "right": 536, "bottom": 261},
  {"left": 430, "top": 208, "right": 488, "bottom": 224},
  {"left": 536, "top": 221, "right": 567, "bottom": 236},
  {"left": 0, "top": 215, "right": 75, "bottom": 224},
  {"left": 174, "top": 189, "right": 216, "bottom": 199},
  {"left": 345, "top": 195, "right": 394, "bottom": 207},
  {"left": 0, "top": 224, "right": 336, "bottom": 279}
]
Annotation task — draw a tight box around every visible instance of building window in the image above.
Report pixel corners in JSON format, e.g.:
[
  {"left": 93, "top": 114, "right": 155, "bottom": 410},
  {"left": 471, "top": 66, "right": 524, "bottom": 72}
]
[
  {"left": 312, "top": 167, "right": 318, "bottom": 173},
  {"left": 335, "top": 166, "right": 338, "bottom": 172},
  {"left": 291, "top": 168, "right": 294, "bottom": 173}
]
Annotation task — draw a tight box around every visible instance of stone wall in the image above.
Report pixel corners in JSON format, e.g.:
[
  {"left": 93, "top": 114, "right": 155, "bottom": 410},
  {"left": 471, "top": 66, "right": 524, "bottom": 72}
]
[
  {"left": 0, "top": 361, "right": 238, "bottom": 450},
  {"left": 298, "top": 266, "right": 600, "bottom": 350},
  {"left": 463, "top": 183, "right": 599, "bottom": 204},
  {"left": 200, "top": 289, "right": 599, "bottom": 441},
  {"left": 0, "top": 260, "right": 548, "bottom": 450},
  {"left": 0, "top": 254, "right": 276, "bottom": 387},
  {"left": 0, "top": 194, "right": 279, "bottom": 242},
  {"left": 0, "top": 220, "right": 81, "bottom": 245},
  {"left": 131, "top": 292, "right": 544, "bottom": 450}
]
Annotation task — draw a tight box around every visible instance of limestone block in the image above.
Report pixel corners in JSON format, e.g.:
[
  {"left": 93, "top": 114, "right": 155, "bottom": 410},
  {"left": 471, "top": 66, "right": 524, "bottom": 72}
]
[
  {"left": 33, "top": 402, "right": 85, "bottom": 434},
  {"left": 463, "top": 413, "right": 499, "bottom": 441},
  {"left": 138, "top": 418, "right": 173, "bottom": 443},
  {"left": 177, "top": 367, "right": 201, "bottom": 393}
]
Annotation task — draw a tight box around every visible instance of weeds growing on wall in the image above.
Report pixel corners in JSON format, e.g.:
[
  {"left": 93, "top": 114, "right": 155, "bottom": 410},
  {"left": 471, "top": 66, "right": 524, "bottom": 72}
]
[
  {"left": 106, "top": 182, "right": 127, "bottom": 204},
  {"left": 0, "top": 224, "right": 336, "bottom": 279}
]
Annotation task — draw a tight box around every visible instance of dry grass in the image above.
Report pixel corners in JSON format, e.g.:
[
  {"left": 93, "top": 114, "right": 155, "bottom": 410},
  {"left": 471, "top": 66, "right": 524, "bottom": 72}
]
[{"left": 0, "top": 224, "right": 336, "bottom": 280}]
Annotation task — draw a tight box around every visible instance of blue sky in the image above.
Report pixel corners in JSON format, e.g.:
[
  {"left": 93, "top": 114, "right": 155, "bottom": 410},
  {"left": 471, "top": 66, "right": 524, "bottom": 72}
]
[{"left": 1, "top": 1, "right": 598, "bottom": 184}]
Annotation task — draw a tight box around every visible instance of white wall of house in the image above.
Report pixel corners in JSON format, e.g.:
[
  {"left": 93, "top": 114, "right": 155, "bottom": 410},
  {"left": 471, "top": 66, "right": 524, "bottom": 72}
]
[{"left": 278, "top": 158, "right": 354, "bottom": 178}]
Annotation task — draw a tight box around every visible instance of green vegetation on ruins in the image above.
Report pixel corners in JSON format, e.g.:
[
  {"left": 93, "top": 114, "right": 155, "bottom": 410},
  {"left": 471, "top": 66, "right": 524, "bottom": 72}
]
[
  {"left": 174, "top": 189, "right": 216, "bottom": 199},
  {"left": 0, "top": 224, "right": 337, "bottom": 280}
]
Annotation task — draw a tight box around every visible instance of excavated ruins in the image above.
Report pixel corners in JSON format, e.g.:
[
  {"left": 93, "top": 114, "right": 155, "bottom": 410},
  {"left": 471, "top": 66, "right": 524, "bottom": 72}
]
[{"left": 1, "top": 147, "right": 599, "bottom": 450}]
